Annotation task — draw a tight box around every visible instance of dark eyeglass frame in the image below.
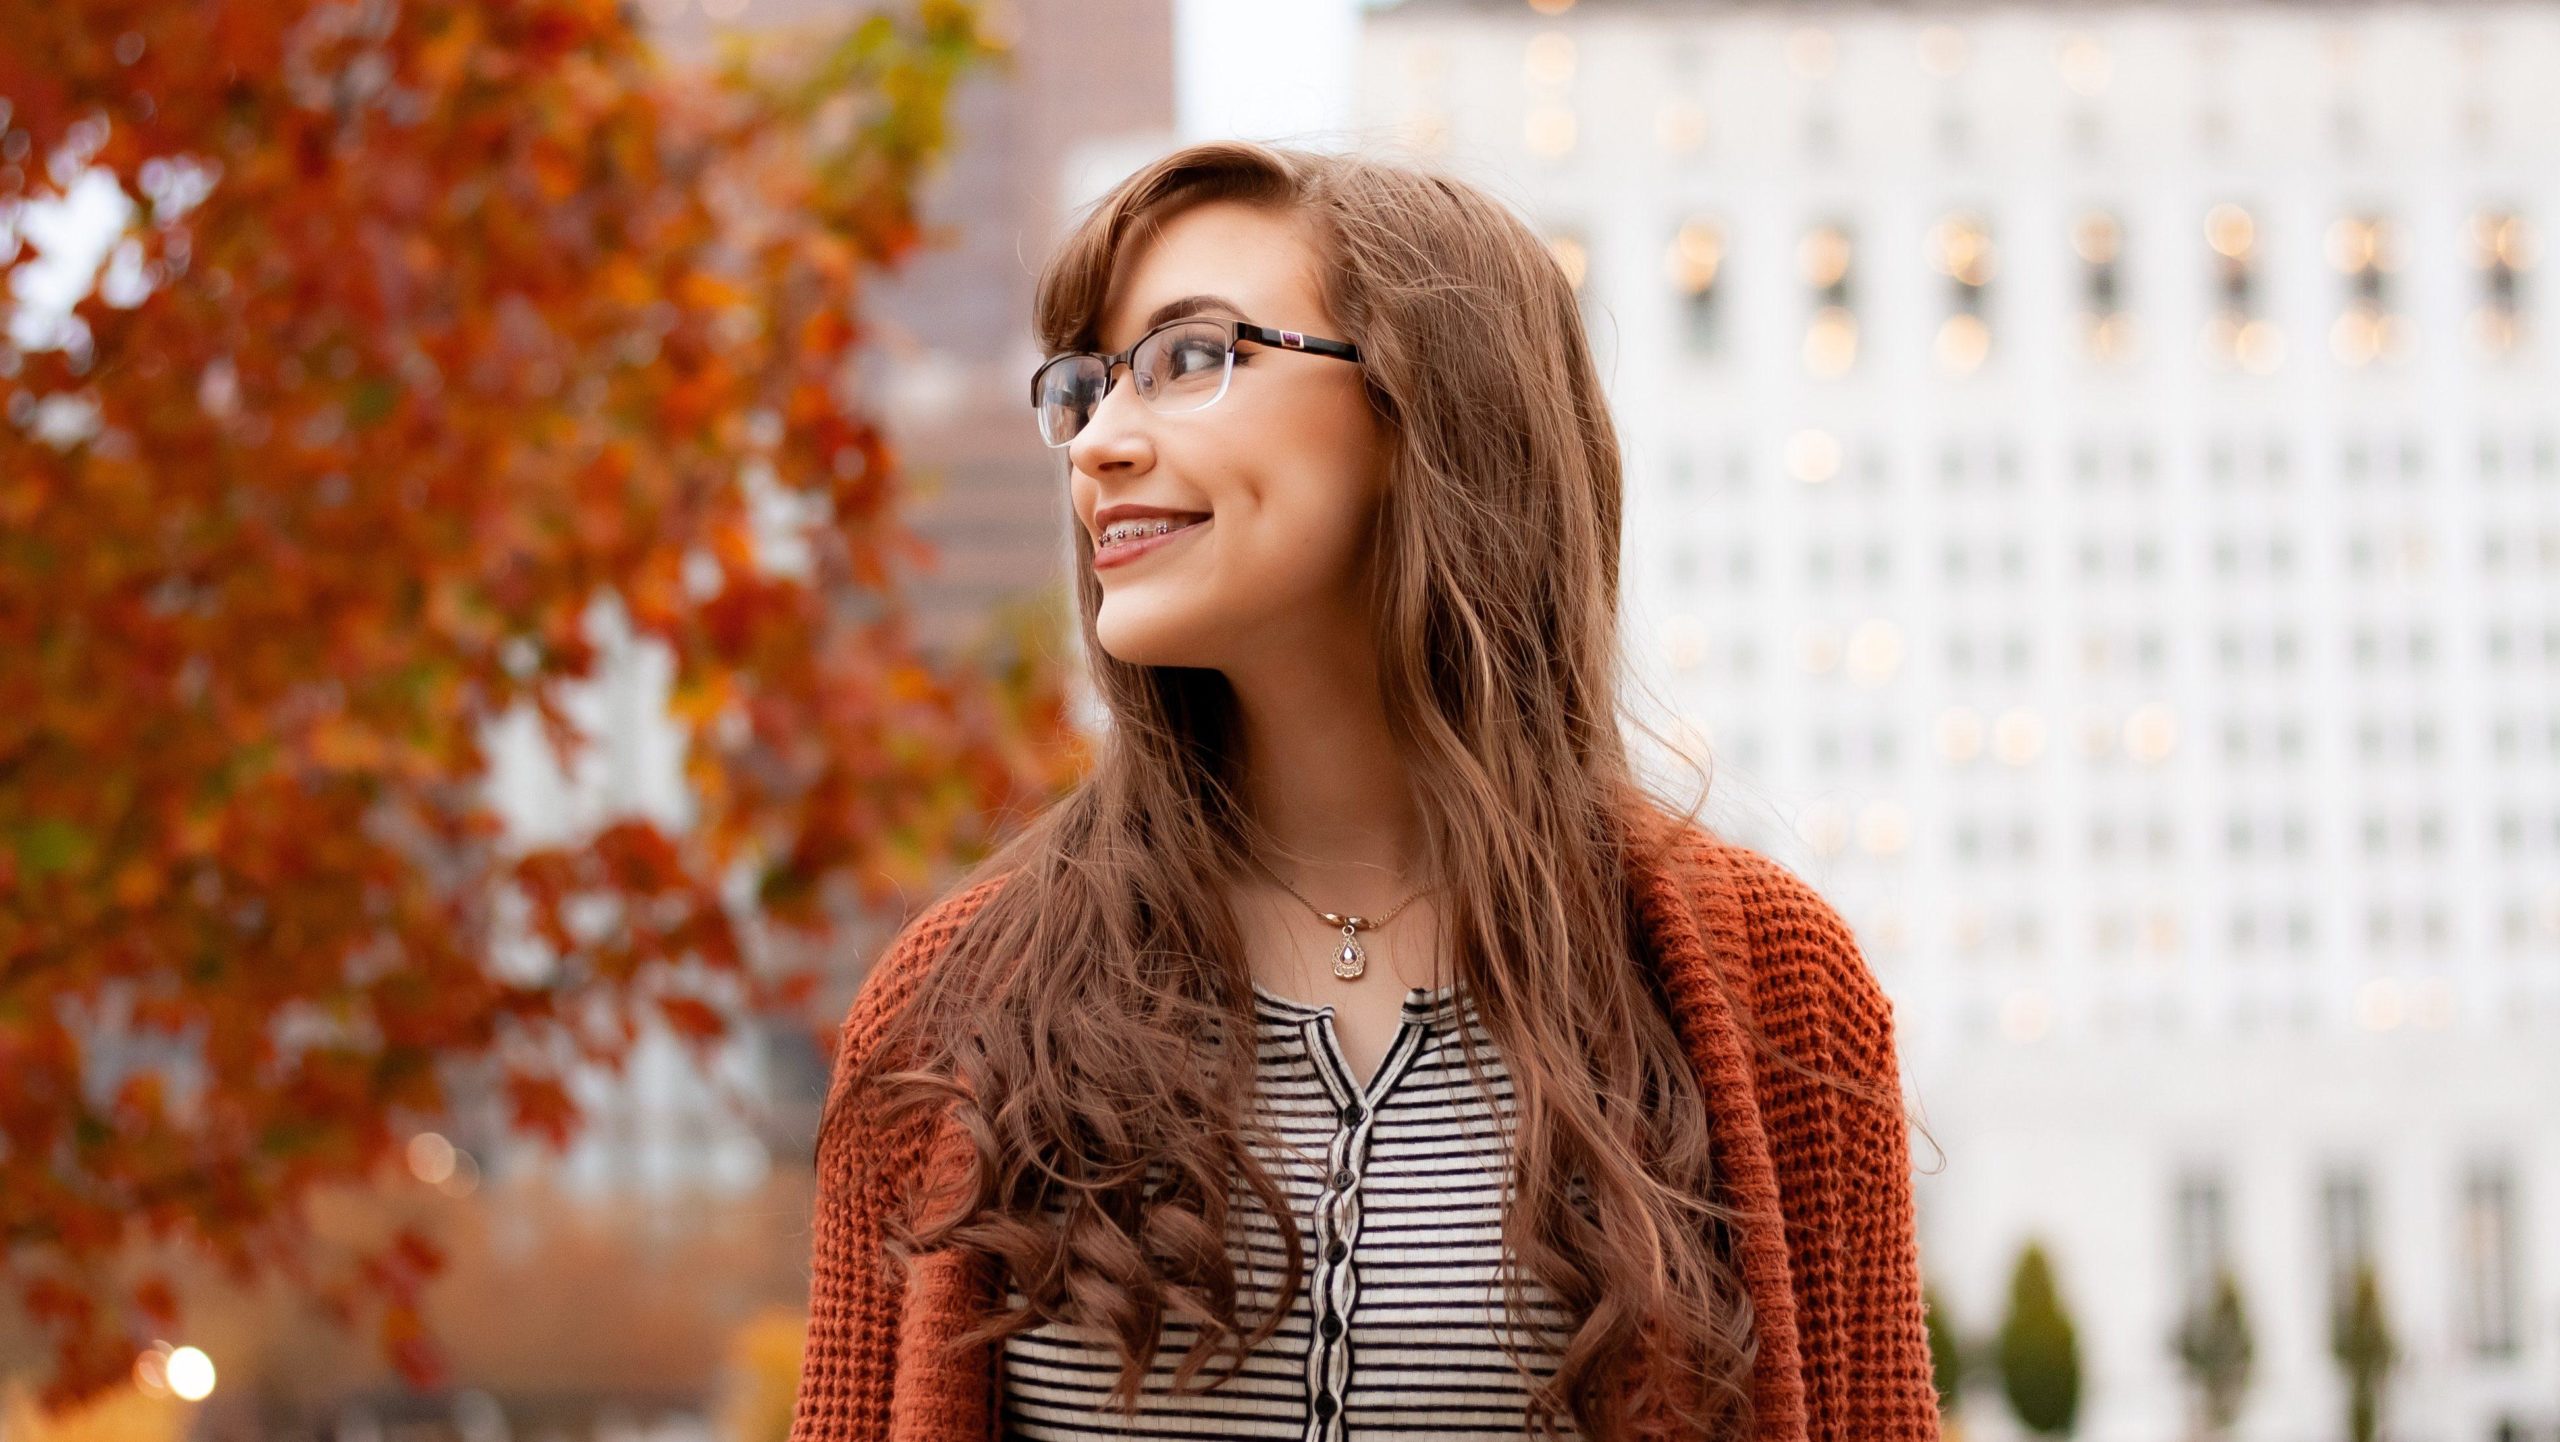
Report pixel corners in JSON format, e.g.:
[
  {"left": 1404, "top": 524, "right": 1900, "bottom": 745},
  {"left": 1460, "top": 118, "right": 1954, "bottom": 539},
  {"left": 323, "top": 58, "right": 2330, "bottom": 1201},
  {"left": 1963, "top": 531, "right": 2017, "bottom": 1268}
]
[{"left": 1029, "top": 316, "right": 1364, "bottom": 448}]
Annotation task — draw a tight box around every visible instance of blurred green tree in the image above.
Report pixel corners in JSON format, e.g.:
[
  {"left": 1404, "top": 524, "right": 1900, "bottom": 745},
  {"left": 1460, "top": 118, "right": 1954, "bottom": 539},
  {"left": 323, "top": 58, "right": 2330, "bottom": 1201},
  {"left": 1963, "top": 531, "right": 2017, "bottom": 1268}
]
[
  {"left": 2330, "top": 1257, "right": 2398, "bottom": 1442},
  {"left": 1995, "top": 1239, "right": 2080, "bottom": 1436},
  {"left": 0, "top": 0, "right": 1080, "bottom": 1412},
  {"left": 1923, "top": 1279, "right": 1965, "bottom": 1413},
  {"left": 2171, "top": 1263, "right": 2255, "bottom": 1438}
]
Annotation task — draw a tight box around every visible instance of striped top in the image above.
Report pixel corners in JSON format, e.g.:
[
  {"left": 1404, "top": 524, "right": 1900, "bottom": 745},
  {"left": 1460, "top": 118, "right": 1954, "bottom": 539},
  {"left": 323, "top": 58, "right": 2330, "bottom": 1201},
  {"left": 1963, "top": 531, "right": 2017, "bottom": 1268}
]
[{"left": 996, "top": 980, "right": 1577, "bottom": 1440}]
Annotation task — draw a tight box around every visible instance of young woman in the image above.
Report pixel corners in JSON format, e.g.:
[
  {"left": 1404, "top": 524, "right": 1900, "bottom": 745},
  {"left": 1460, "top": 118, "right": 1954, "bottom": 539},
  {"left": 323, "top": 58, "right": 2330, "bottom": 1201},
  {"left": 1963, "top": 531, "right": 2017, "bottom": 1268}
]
[{"left": 788, "top": 141, "right": 1939, "bottom": 1442}]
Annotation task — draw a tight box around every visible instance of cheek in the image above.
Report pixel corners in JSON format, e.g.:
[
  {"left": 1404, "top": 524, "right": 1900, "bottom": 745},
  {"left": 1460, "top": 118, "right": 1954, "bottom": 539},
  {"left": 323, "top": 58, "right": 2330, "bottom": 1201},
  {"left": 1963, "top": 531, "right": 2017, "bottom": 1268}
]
[
  {"left": 1223, "top": 377, "right": 1387, "bottom": 505},
  {"left": 1206, "top": 459, "right": 1378, "bottom": 598}
]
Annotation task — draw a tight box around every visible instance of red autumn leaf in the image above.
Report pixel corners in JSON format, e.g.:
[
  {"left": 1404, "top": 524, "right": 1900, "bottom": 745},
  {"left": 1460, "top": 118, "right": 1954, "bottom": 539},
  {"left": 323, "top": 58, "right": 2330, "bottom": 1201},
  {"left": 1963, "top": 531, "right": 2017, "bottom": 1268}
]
[
  {"left": 133, "top": 1274, "right": 180, "bottom": 1328},
  {"left": 391, "top": 1226, "right": 446, "bottom": 1279},
  {"left": 380, "top": 1299, "right": 450, "bottom": 1390},
  {"left": 503, "top": 1069, "right": 585, "bottom": 1151},
  {"left": 658, "top": 993, "right": 728, "bottom": 1048}
]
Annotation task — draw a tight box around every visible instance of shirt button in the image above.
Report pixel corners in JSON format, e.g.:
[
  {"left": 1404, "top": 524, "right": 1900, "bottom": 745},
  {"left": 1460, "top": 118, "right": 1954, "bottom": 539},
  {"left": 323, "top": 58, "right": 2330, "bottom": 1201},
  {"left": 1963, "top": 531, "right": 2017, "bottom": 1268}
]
[
  {"left": 1321, "top": 1312, "right": 1343, "bottom": 1339},
  {"left": 1332, "top": 1168, "right": 1354, "bottom": 1189},
  {"left": 1327, "top": 1240, "right": 1348, "bottom": 1263},
  {"left": 1340, "top": 1103, "right": 1364, "bottom": 1126},
  {"left": 1315, "top": 1392, "right": 1337, "bottom": 1420}
]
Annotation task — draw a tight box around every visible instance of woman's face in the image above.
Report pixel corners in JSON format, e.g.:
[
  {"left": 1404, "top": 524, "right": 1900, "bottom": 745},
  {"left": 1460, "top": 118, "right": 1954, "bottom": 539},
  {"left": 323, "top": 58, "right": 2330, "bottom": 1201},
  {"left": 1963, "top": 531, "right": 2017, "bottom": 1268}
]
[{"left": 1067, "top": 199, "right": 1392, "bottom": 670}]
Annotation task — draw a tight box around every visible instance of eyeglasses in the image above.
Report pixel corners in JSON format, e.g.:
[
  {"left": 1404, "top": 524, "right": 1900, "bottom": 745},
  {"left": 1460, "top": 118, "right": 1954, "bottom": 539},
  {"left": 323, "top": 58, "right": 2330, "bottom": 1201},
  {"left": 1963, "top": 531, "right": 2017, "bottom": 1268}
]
[{"left": 1029, "top": 316, "right": 1363, "bottom": 449}]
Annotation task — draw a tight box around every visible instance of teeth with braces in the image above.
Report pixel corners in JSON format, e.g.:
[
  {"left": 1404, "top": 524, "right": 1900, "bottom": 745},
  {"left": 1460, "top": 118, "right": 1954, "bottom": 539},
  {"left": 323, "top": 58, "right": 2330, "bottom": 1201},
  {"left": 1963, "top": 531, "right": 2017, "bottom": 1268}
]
[{"left": 1101, "top": 518, "right": 1199, "bottom": 545}]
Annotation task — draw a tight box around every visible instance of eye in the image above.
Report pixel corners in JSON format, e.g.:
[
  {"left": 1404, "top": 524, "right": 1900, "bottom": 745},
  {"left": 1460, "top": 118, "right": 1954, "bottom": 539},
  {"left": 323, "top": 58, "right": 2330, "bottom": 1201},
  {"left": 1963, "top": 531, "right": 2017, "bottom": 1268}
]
[
  {"left": 1163, "top": 334, "right": 1226, "bottom": 378},
  {"left": 1038, "top": 356, "right": 1100, "bottom": 404}
]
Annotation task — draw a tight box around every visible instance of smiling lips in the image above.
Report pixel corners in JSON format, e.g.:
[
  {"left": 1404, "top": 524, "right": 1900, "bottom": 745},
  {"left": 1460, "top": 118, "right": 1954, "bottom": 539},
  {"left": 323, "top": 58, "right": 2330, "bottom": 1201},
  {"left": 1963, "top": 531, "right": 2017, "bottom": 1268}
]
[{"left": 1093, "top": 515, "right": 1210, "bottom": 568}]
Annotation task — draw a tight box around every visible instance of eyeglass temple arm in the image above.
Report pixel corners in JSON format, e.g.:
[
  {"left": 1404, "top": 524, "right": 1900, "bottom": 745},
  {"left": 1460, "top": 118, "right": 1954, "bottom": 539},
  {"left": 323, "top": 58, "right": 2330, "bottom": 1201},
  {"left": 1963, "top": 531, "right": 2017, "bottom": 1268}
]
[
  {"left": 1030, "top": 323, "right": 1363, "bottom": 405},
  {"left": 1233, "top": 322, "right": 1361, "bottom": 363}
]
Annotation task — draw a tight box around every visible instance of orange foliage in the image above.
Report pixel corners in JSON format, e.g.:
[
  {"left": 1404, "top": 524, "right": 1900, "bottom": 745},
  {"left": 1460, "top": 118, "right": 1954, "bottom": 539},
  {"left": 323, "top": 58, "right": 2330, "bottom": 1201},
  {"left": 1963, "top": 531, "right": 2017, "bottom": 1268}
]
[{"left": 0, "top": 0, "right": 1079, "bottom": 1412}]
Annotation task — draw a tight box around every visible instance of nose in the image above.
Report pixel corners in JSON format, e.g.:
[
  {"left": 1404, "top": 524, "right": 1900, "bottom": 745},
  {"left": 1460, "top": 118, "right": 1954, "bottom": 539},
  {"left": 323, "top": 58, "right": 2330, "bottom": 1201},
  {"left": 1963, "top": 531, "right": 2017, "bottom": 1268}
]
[{"left": 1068, "top": 364, "right": 1155, "bottom": 476}]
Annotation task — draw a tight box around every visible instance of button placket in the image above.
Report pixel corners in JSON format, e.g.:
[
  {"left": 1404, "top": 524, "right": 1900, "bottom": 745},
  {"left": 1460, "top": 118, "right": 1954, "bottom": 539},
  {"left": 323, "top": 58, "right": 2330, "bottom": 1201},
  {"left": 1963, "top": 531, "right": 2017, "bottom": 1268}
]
[{"left": 1290, "top": 991, "right": 1446, "bottom": 1442}]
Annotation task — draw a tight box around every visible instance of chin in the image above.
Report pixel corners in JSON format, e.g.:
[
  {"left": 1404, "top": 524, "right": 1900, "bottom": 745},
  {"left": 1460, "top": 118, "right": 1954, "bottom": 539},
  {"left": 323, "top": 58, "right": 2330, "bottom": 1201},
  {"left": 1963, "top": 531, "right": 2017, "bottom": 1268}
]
[{"left": 1094, "top": 607, "right": 1223, "bottom": 670}]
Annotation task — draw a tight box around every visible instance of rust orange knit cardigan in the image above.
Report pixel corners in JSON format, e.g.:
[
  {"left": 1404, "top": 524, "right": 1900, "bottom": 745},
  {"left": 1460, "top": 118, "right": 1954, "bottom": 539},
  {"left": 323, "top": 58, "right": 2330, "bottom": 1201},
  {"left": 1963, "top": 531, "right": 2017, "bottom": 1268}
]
[{"left": 787, "top": 815, "right": 1942, "bottom": 1441}]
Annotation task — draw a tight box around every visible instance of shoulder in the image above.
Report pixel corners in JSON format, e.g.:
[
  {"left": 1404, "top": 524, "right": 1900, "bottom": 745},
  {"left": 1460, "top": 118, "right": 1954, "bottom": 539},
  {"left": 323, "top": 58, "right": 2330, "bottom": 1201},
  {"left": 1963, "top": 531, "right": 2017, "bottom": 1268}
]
[
  {"left": 1721, "top": 843, "right": 1883, "bottom": 1006},
  {"left": 832, "top": 869, "right": 1017, "bottom": 1076},
  {"left": 1713, "top": 841, "right": 1909, "bottom": 1112},
  {"left": 1645, "top": 810, "right": 1895, "bottom": 1045}
]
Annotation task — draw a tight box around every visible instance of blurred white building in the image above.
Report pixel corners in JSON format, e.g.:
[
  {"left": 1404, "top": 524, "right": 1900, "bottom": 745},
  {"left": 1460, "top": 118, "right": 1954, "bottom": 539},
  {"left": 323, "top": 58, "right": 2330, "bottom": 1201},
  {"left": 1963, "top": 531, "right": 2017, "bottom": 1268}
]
[{"left": 1354, "top": 2, "right": 2559, "bottom": 1439}]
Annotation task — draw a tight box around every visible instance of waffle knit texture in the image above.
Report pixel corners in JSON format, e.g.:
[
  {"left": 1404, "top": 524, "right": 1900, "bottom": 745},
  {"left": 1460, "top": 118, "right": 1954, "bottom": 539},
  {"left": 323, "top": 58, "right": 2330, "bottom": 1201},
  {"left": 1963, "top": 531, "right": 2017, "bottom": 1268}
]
[{"left": 787, "top": 813, "right": 1942, "bottom": 1442}]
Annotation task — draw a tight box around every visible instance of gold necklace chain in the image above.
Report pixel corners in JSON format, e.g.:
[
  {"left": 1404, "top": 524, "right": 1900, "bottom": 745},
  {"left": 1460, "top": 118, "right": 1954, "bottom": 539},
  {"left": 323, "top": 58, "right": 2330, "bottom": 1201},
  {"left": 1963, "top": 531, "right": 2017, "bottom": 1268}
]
[{"left": 1244, "top": 849, "right": 1437, "bottom": 981}]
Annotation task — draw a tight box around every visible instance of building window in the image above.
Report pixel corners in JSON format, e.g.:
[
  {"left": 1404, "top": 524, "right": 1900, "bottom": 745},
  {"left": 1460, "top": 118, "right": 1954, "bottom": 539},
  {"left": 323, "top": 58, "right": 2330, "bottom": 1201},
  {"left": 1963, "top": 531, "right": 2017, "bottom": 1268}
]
[
  {"left": 2075, "top": 210, "right": 2129, "bottom": 360},
  {"left": 1931, "top": 211, "right": 1994, "bottom": 373},
  {"left": 2467, "top": 208, "right": 2535, "bottom": 356},
  {"left": 1667, "top": 219, "right": 1728, "bottom": 358},
  {"left": 2205, "top": 202, "right": 2282, "bottom": 373},
  {"left": 1525, "top": 104, "right": 1578, "bottom": 159},
  {"left": 1801, "top": 220, "right": 1857, "bottom": 377},
  {"left": 1658, "top": 98, "right": 1708, "bottom": 155},
  {"left": 1522, "top": 31, "right": 1577, "bottom": 159},
  {"left": 2321, "top": 1167, "right": 2375, "bottom": 1315},
  {"left": 2071, "top": 439, "right": 2102, "bottom": 487},
  {"left": 2328, "top": 214, "right": 2405, "bottom": 366},
  {"left": 2174, "top": 1169, "right": 2233, "bottom": 1316},
  {"left": 1659, "top": 40, "right": 1707, "bottom": 154},
  {"left": 2459, "top": 1164, "right": 2521, "bottom": 1358}
]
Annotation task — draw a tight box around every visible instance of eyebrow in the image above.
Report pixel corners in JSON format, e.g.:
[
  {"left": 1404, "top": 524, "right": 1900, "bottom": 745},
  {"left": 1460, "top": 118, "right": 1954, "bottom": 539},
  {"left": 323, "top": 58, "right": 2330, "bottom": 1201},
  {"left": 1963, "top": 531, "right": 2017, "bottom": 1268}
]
[{"left": 1138, "top": 293, "right": 1248, "bottom": 332}]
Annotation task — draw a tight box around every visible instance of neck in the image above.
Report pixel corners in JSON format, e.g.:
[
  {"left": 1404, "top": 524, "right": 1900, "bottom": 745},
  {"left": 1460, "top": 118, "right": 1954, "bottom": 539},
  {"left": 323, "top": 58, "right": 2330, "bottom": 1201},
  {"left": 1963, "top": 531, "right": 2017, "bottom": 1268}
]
[{"left": 1225, "top": 631, "right": 1428, "bottom": 909}]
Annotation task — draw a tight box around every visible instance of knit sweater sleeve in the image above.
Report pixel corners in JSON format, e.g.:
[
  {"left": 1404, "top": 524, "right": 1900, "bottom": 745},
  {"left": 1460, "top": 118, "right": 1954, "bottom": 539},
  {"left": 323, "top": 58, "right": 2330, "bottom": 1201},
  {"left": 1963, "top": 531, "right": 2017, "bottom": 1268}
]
[
  {"left": 1730, "top": 849, "right": 1943, "bottom": 1442},
  {"left": 788, "top": 876, "right": 1007, "bottom": 1442}
]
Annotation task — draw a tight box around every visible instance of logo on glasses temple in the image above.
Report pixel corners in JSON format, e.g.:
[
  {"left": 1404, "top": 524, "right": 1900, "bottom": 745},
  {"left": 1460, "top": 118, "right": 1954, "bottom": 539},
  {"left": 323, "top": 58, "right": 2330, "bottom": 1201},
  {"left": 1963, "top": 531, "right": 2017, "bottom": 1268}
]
[{"left": 1276, "top": 330, "right": 1307, "bottom": 348}]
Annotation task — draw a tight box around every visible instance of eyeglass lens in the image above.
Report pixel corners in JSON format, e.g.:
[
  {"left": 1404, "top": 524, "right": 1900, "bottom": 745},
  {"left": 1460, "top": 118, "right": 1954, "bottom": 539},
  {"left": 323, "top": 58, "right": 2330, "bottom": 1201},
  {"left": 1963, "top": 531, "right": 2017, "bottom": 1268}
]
[{"left": 1036, "top": 320, "right": 1234, "bottom": 447}]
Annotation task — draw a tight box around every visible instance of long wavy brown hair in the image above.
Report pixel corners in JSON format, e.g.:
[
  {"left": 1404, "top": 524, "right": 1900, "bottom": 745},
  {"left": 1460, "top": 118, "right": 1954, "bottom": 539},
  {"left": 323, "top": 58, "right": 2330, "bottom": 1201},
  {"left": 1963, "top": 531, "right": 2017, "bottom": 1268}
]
[{"left": 830, "top": 140, "right": 1795, "bottom": 1441}]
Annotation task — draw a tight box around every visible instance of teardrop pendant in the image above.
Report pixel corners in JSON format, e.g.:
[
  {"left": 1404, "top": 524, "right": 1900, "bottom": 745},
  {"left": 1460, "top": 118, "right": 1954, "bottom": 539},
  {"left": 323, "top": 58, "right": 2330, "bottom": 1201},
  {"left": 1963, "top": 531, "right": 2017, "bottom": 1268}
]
[{"left": 1332, "top": 928, "right": 1367, "bottom": 979}]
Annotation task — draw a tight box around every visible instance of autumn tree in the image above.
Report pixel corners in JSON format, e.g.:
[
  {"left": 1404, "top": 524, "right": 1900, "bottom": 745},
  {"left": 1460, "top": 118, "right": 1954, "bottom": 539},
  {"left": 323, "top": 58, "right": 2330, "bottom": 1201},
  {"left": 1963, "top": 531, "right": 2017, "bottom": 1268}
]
[{"left": 0, "top": 0, "right": 1078, "bottom": 1411}]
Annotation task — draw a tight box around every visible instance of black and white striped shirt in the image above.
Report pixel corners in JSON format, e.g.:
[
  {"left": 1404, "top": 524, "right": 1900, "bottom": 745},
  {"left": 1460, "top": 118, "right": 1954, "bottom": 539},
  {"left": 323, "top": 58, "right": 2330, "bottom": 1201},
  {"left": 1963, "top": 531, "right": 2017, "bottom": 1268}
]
[{"left": 998, "top": 981, "right": 1576, "bottom": 1440}]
